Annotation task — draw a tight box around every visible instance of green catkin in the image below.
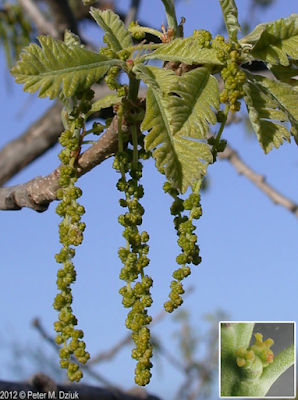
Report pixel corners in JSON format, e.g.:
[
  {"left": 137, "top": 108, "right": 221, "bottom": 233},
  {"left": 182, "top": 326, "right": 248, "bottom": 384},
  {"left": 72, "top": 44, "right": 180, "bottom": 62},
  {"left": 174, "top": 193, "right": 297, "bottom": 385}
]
[
  {"left": 211, "top": 35, "right": 245, "bottom": 113},
  {"left": 114, "top": 123, "right": 153, "bottom": 386},
  {"left": 54, "top": 90, "right": 94, "bottom": 381},
  {"left": 99, "top": 41, "right": 128, "bottom": 97},
  {"left": 193, "top": 30, "right": 246, "bottom": 113},
  {"left": 163, "top": 182, "right": 203, "bottom": 313}
]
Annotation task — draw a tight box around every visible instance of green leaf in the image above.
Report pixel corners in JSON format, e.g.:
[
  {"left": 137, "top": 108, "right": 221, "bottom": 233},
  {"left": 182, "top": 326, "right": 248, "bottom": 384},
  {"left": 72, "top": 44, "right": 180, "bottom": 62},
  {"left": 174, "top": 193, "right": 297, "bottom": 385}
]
[
  {"left": 243, "top": 77, "right": 291, "bottom": 153},
  {"left": 169, "top": 67, "right": 219, "bottom": 136},
  {"left": 251, "top": 73, "right": 298, "bottom": 144},
  {"left": 64, "top": 30, "right": 83, "bottom": 47},
  {"left": 270, "top": 62, "right": 298, "bottom": 88},
  {"left": 144, "top": 37, "right": 223, "bottom": 65},
  {"left": 11, "top": 35, "right": 122, "bottom": 99},
  {"left": 90, "top": 8, "right": 132, "bottom": 52},
  {"left": 160, "top": 0, "right": 178, "bottom": 37},
  {"left": 218, "top": 0, "right": 240, "bottom": 42},
  {"left": 90, "top": 94, "right": 121, "bottom": 114},
  {"left": 139, "top": 66, "right": 213, "bottom": 192},
  {"left": 240, "top": 14, "right": 298, "bottom": 66},
  {"left": 133, "top": 64, "right": 178, "bottom": 93}
]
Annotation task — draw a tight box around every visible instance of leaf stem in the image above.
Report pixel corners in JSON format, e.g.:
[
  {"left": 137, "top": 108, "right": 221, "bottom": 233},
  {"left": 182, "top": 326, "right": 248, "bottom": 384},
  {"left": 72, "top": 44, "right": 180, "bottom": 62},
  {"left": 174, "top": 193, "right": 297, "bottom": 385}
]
[
  {"left": 160, "top": 0, "right": 178, "bottom": 37},
  {"left": 117, "top": 105, "right": 124, "bottom": 154},
  {"left": 128, "top": 74, "right": 140, "bottom": 103},
  {"left": 128, "top": 26, "right": 163, "bottom": 40},
  {"left": 131, "top": 124, "right": 138, "bottom": 168},
  {"left": 215, "top": 104, "right": 229, "bottom": 147}
]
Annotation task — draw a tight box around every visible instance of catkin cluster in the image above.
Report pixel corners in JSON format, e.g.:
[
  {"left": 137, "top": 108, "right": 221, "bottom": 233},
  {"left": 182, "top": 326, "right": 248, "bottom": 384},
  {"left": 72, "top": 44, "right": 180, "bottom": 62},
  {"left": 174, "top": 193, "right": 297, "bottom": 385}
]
[
  {"left": 128, "top": 21, "right": 146, "bottom": 40},
  {"left": 235, "top": 333, "right": 274, "bottom": 380},
  {"left": 163, "top": 183, "right": 202, "bottom": 313},
  {"left": 99, "top": 38, "right": 130, "bottom": 97},
  {"left": 114, "top": 134, "right": 153, "bottom": 386},
  {"left": 212, "top": 35, "right": 246, "bottom": 113},
  {"left": 193, "top": 30, "right": 246, "bottom": 113},
  {"left": 54, "top": 90, "right": 94, "bottom": 381}
]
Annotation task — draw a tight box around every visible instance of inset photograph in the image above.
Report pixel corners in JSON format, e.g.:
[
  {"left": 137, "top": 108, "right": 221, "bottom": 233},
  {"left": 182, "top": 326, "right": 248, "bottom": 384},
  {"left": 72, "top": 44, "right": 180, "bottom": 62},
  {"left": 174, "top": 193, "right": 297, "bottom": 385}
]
[{"left": 220, "top": 321, "right": 295, "bottom": 398}]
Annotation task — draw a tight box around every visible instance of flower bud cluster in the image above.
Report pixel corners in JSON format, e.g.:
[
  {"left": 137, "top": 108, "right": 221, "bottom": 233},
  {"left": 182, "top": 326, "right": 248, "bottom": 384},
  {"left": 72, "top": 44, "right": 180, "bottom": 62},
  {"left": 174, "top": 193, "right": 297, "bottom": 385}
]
[
  {"left": 235, "top": 333, "right": 274, "bottom": 381},
  {"left": 114, "top": 135, "right": 153, "bottom": 386},
  {"left": 207, "top": 136, "right": 227, "bottom": 162},
  {"left": 100, "top": 41, "right": 129, "bottom": 97},
  {"left": 163, "top": 182, "right": 202, "bottom": 313},
  {"left": 54, "top": 90, "right": 94, "bottom": 381},
  {"left": 193, "top": 29, "right": 212, "bottom": 48},
  {"left": 190, "top": 30, "right": 246, "bottom": 114},
  {"left": 211, "top": 34, "right": 233, "bottom": 63},
  {"left": 220, "top": 55, "right": 246, "bottom": 113},
  {"left": 128, "top": 21, "right": 146, "bottom": 40},
  {"left": 212, "top": 36, "right": 246, "bottom": 113},
  {"left": 249, "top": 333, "right": 274, "bottom": 367}
]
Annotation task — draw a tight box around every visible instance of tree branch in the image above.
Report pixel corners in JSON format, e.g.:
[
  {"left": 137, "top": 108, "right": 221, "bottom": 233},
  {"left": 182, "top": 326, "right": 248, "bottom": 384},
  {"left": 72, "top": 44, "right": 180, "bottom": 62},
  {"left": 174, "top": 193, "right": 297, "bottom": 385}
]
[
  {"left": 218, "top": 144, "right": 298, "bottom": 218},
  {"left": 0, "top": 114, "right": 124, "bottom": 211},
  {"left": 0, "top": 102, "right": 64, "bottom": 187},
  {"left": 0, "top": 84, "right": 128, "bottom": 186},
  {"left": 2, "top": 113, "right": 298, "bottom": 219},
  {"left": 0, "top": 374, "right": 162, "bottom": 400}
]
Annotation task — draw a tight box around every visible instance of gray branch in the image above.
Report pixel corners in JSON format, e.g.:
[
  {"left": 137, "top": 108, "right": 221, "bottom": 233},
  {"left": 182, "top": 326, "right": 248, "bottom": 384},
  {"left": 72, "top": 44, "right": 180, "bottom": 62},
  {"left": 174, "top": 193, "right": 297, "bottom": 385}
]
[
  {"left": 0, "top": 102, "right": 64, "bottom": 187},
  {"left": 218, "top": 144, "right": 298, "bottom": 218},
  {"left": 0, "top": 373, "right": 162, "bottom": 400},
  {"left": 0, "top": 85, "right": 123, "bottom": 186},
  {"left": 0, "top": 114, "right": 124, "bottom": 211}
]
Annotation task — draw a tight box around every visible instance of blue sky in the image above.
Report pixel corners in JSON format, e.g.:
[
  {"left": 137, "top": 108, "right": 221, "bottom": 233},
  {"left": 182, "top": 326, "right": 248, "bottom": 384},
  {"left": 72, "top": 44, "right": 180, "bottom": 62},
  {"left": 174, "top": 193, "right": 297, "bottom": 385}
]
[{"left": 0, "top": 0, "right": 298, "bottom": 398}]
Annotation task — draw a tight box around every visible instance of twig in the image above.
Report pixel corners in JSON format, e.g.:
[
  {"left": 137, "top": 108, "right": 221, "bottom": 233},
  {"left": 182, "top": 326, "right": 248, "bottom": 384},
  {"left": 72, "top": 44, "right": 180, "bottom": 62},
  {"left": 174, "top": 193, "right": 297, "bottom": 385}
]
[
  {"left": 0, "top": 87, "right": 149, "bottom": 211},
  {"left": 218, "top": 143, "right": 298, "bottom": 218},
  {"left": 0, "top": 102, "right": 64, "bottom": 187},
  {"left": 0, "top": 113, "right": 123, "bottom": 211},
  {"left": 0, "top": 84, "right": 135, "bottom": 186}
]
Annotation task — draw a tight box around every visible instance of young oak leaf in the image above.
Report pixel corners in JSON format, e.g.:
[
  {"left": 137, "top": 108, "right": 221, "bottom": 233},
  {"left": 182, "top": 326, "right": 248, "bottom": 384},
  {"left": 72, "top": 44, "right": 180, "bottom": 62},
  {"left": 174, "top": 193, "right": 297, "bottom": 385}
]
[
  {"left": 270, "top": 61, "right": 298, "bottom": 88},
  {"left": 168, "top": 67, "right": 219, "bottom": 137},
  {"left": 248, "top": 71, "right": 298, "bottom": 145},
  {"left": 144, "top": 37, "right": 223, "bottom": 66},
  {"left": 218, "top": 0, "right": 241, "bottom": 43},
  {"left": 89, "top": 94, "right": 121, "bottom": 115},
  {"left": 240, "top": 14, "right": 298, "bottom": 66},
  {"left": 90, "top": 8, "right": 132, "bottom": 52},
  {"left": 242, "top": 72, "right": 296, "bottom": 153},
  {"left": 136, "top": 65, "right": 213, "bottom": 193},
  {"left": 11, "top": 35, "right": 122, "bottom": 99}
]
